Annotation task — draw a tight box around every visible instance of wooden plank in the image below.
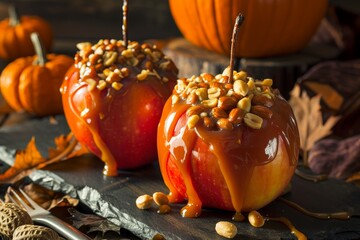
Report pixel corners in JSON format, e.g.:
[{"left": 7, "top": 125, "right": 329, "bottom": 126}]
[{"left": 0, "top": 115, "right": 359, "bottom": 240}]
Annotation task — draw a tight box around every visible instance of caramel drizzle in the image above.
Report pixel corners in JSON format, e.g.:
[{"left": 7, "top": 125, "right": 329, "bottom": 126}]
[
  {"left": 158, "top": 92, "right": 300, "bottom": 217},
  {"left": 266, "top": 216, "right": 307, "bottom": 240},
  {"left": 279, "top": 197, "right": 351, "bottom": 220},
  {"left": 63, "top": 71, "right": 118, "bottom": 176},
  {"left": 196, "top": 124, "right": 254, "bottom": 213},
  {"left": 158, "top": 101, "right": 203, "bottom": 217},
  {"left": 295, "top": 169, "right": 328, "bottom": 182}
]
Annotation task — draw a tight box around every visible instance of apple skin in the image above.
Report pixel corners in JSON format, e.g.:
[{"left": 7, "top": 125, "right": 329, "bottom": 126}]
[{"left": 62, "top": 62, "right": 176, "bottom": 175}]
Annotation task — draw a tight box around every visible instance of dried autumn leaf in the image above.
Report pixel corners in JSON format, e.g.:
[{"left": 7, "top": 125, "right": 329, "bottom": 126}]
[
  {"left": 289, "top": 84, "right": 340, "bottom": 165},
  {"left": 0, "top": 132, "right": 88, "bottom": 183},
  {"left": 39, "top": 132, "right": 89, "bottom": 168},
  {"left": 303, "top": 81, "right": 344, "bottom": 111},
  {"left": 0, "top": 137, "right": 46, "bottom": 183},
  {"left": 68, "top": 208, "right": 120, "bottom": 236},
  {"left": 4, "top": 183, "right": 79, "bottom": 210}
]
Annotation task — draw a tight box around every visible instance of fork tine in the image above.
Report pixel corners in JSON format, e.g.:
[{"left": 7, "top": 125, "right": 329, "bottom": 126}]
[{"left": 7, "top": 187, "right": 32, "bottom": 212}]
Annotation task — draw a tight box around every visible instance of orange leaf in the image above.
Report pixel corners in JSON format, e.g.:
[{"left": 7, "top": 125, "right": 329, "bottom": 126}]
[
  {"left": 38, "top": 132, "right": 89, "bottom": 169},
  {"left": 0, "top": 137, "right": 46, "bottom": 183},
  {"left": 0, "top": 132, "right": 88, "bottom": 183}
]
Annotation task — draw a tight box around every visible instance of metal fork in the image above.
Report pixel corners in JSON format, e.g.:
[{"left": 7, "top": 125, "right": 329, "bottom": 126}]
[{"left": 7, "top": 187, "right": 92, "bottom": 240}]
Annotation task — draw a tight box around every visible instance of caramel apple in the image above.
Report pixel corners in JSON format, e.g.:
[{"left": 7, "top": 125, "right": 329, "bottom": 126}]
[
  {"left": 61, "top": 0, "right": 178, "bottom": 176},
  {"left": 61, "top": 39, "right": 178, "bottom": 176},
  {"left": 157, "top": 14, "right": 300, "bottom": 218}
]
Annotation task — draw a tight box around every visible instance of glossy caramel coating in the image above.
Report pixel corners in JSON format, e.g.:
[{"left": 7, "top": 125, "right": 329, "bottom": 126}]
[
  {"left": 157, "top": 69, "right": 300, "bottom": 217},
  {"left": 61, "top": 39, "right": 178, "bottom": 176}
]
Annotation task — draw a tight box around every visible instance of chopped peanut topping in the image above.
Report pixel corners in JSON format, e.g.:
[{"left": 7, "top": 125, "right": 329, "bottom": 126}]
[
  {"left": 173, "top": 68, "right": 275, "bottom": 130},
  {"left": 74, "top": 39, "right": 178, "bottom": 92}
]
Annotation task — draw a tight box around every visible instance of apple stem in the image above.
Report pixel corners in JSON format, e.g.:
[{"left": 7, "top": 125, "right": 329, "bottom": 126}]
[
  {"left": 122, "top": 0, "right": 128, "bottom": 48},
  {"left": 8, "top": 4, "right": 20, "bottom": 26},
  {"left": 31, "top": 32, "right": 47, "bottom": 66},
  {"left": 229, "top": 13, "right": 244, "bottom": 83}
]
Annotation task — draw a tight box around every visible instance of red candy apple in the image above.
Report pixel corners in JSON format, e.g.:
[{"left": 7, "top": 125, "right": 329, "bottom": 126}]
[
  {"left": 61, "top": 39, "right": 178, "bottom": 176},
  {"left": 157, "top": 14, "right": 300, "bottom": 218},
  {"left": 61, "top": 0, "right": 178, "bottom": 176}
]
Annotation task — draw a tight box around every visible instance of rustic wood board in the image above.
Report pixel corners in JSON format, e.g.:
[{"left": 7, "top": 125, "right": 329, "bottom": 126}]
[{"left": 0, "top": 114, "right": 360, "bottom": 240}]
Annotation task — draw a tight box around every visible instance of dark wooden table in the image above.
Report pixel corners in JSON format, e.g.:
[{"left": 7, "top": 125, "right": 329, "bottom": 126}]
[{"left": 0, "top": 113, "right": 359, "bottom": 240}]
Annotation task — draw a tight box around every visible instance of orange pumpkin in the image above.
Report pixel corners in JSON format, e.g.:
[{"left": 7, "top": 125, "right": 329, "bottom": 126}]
[
  {"left": 0, "top": 5, "right": 53, "bottom": 60},
  {"left": 0, "top": 33, "right": 73, "bottom": 116},
  {"left": 169, "top": 0, "right": 328, "bottom": 57}
]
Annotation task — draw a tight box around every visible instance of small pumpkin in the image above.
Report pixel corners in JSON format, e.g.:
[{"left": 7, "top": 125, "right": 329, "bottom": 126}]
[
  {"left": 0, "top": 5, "right": 53, "bottom": 60},
  {"left": 0, "top": 33, "right": 73, "bottom": 116},
  {"left": 169, "top": 0, "right": 328, "bottom": 57}
]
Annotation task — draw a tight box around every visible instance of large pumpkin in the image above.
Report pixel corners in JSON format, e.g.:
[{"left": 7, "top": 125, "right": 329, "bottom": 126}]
[
  {"left": 0, "top": 33, "right": 73, "bottom": 116},
  {"left": 0, "top": 5, "right": 53, "bottom": 60},
  {"left": 169, "top": 0, "right": 328, "bottom": 57}
]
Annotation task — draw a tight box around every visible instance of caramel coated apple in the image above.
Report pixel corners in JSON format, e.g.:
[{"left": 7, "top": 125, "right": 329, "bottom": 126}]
[
  {"left": 61, "top": 39, "right": 178, "bottom": 176},
  {"left": 157, "top": 69, "right": 300, "bottom": 217}
]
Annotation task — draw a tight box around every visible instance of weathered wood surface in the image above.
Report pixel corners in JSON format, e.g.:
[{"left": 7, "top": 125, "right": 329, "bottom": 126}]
[
  {"left": 0, "top": 114, "right": 359, "bottom": 240},
  {"left": 163, "top": 38, "right": 340, "bottom": 99}
]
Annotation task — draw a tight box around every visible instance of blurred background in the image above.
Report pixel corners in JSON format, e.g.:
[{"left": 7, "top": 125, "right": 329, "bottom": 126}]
[
  {"left": 1, "top": 0, "right": 360, "bottom": 98},
  {"left": 0, "top": 0, "right": 182, "bottom": 55}
]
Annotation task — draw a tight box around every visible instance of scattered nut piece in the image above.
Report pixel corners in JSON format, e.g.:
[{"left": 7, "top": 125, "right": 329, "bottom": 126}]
[
  {"left": 244, "top": 112, "right": 263, "bottom": 129},
  {"left": 97, "top": 80, "right": 107, "bottom": 91},
  {"left": 153, "top": 192, "right": 169, "bottom": 206},
  {"left": 212, "top": 107, "right": 228, "bottom": 119},
  {"left": 261, "top": 78, "right": 273, "bottom": 87},
  {"left": 248, "top": 210, "right": 265, "bottom": 228},
  {"left": 251, "top": 105, "right": 273, "bottom": 119},
  {"left": 217, "top": 118, "right": 234, "bottom": 130},
  {"left": 12, "top": 224, "right": 61, "bottom": 240},
  {"left": 237, "top": 97, "right": 251, "bottom": 112},
  {"left": 233, "top": 80, "right": 248, "bottom": 96},
  {"left": 76, "top": 42, "right": 91, "bottom": 50},
  {"left": 203, "top": 116, "right": 215, "bottom": 129},
  {"left": 86, "top": 78, "right": 97, "bottom": 92},
  {"left": 247, "top": 78, "right": 255, "bottom": 90},
  {"left": 152, "top": 233, "right": 166, "bottom": 240},
  {"left": 111, "top": 82, "right": 123, "bottom": 91},
  {"left": 202, "top": 98, "right": 218, "bottom": 108},
  {"left": 186, "top": 105, "right": 205, "bottom": 117},
  {"left": 136, "top": 194, "right": 153, "bottom": 210},
  {"left": 233, "top": 71, "right": 247, "bottom": 80},
  {"left": 121, "top": 49, "right": 133, "bottom": 58},
  {"left": 208, "top": 87, "right": 221, "bottom": 99},
  {"left": 215, "top": 221, "right": 237, "bottom": 239},
  {"left": 187, "top": 115, "right": 200, "bottom": 129},
  {"left": 0, "top": 203, "right": 32, "bottom": 239},
  {"left": 137, "top": 69, "right": 149, "bottom": 81}
]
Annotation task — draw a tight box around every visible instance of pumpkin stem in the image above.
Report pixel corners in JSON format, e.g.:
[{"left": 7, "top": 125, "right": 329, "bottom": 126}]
[
  {"left": 31, "top": 32, "right": 47, "bottom": 66},
  {"left": 229, "top": 13, "right": 244, "bottom": 83},
  {"left": 122, "top": 0, "right": 128, "bottom": 48},
  {"left": 8, "top": 5, "right": 20, "bottom": 26}
]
